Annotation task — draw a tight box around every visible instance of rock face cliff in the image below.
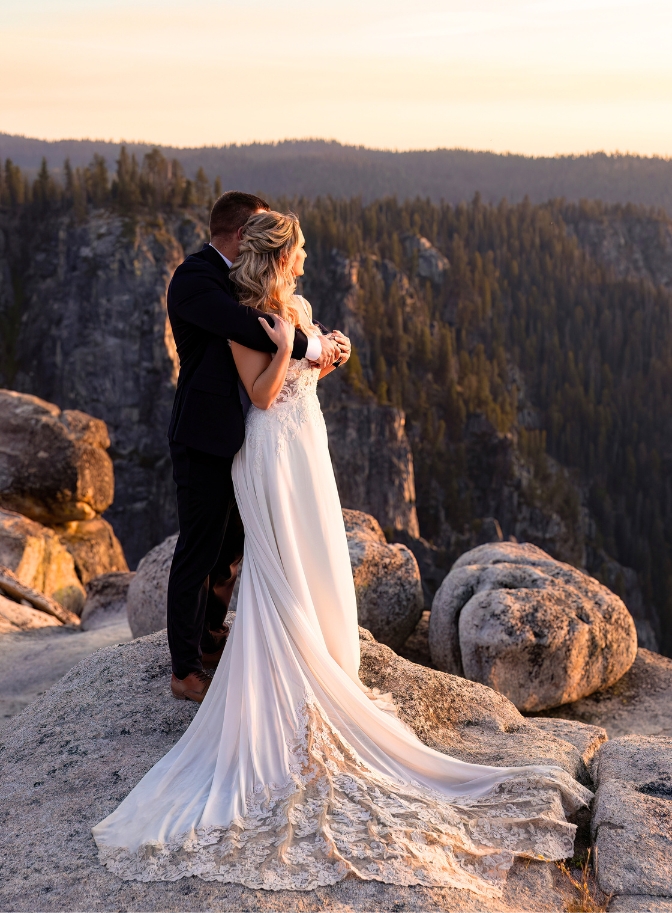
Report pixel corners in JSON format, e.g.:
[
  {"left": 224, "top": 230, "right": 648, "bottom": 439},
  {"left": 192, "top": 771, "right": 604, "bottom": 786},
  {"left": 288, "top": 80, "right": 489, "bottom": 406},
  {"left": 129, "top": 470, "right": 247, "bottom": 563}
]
[{"left": 563, "top": 202, "right": 672, "bottom": 289}]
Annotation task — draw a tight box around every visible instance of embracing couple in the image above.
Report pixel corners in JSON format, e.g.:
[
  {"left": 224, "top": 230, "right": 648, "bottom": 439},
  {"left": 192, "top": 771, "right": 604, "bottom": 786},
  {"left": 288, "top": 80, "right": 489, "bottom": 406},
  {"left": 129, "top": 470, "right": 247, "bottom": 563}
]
[{"left": 92, "top": 192, "right": 592, "bottom": 896}]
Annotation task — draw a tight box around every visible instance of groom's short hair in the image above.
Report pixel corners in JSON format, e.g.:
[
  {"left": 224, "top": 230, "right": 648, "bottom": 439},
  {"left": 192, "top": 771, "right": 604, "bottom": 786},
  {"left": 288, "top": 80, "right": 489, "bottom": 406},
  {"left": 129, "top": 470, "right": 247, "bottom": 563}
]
[{"left": 210, "top": 191, "right": 270, "bottom": 238}]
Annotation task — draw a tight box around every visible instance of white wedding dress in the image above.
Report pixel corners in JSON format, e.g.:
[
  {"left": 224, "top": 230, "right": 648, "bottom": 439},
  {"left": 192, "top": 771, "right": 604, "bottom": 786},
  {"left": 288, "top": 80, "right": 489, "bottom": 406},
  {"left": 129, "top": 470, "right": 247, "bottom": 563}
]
[{"left": 93, "top": 350, "right": 591, "bottom": 896}]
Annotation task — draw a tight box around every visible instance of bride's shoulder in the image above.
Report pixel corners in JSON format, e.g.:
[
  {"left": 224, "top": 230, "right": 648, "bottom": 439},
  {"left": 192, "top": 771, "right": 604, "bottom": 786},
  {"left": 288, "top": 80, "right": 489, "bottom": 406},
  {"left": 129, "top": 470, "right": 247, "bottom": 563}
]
[{"left": 292, "top": 294, "right": 312, "bottom": 315}]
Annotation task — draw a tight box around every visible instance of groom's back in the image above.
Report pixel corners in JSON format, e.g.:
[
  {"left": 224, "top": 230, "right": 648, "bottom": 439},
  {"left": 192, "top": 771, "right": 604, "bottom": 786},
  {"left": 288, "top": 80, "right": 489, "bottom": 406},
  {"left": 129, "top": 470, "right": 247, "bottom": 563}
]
[{"left": 166, "top": 246, "right": 245, "bottom": 457}]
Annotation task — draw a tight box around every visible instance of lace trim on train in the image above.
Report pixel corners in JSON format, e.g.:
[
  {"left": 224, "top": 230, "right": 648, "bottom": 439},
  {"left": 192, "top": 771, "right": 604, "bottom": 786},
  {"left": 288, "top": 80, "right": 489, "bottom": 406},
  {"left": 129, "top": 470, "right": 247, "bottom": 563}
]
[
  {"left": 97, "top": 694, "right": 591, "bottom": 894},
  {"left": 245, "top": 358, "right": 323, "bottom": 473}
]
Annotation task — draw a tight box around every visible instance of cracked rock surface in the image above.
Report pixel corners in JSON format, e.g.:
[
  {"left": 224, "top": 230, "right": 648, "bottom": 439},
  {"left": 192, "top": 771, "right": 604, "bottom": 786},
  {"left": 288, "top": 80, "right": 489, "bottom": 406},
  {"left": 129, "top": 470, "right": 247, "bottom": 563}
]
[{"left": 591, "top": 735, "right": 672, "bottom": 897}]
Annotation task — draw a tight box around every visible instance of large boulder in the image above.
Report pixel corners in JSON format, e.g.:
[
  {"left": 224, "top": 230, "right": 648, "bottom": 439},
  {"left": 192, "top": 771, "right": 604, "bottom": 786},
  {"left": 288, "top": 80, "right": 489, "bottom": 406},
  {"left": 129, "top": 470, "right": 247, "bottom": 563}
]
[
  {"left": 80, "top": 572, "right": 135, "bottom": 632},
  {"left": 0, "top": 627, "right": 599, "bottom": 912},
  {"left": 429, "top": 541, "right": 637, "bottom": 712},
  {"left": 592, "top": 736, "right": 672, "bottom": 897},
  {"left": 127, "top": 512, "right": 424, "bottom": 649},
  {"left": 0, "top": 390, "right": 114, "bottom": 525},
  {"left": 0, "top": 508, "right": 85, "bottom": 614},
  {"left": 359, "top": 627, "right": 599, "bottom": 783},
  {"left": 126, "top": 533, "right": 177, "bottom": 638},
  {"left": 54, "top": 518, "right": 128, "bottom": 586},
  {"left": 344, "top": 509, "right": 423, "bottom": 648}
]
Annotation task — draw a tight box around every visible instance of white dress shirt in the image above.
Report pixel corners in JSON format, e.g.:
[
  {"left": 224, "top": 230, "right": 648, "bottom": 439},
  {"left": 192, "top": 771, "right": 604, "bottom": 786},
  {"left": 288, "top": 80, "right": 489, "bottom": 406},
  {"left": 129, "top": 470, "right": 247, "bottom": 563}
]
[{"left": 210, "top": 244, "right": 322, "bottom": 362}]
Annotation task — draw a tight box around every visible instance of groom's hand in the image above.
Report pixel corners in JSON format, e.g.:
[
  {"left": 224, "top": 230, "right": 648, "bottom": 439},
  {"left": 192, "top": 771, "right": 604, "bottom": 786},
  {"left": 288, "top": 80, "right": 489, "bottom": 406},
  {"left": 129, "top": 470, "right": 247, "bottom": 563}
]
[
  {"left": 329, "top": 330, "right": 351, "bottom": 366},
  {"left": 311, "top": 334, "right": 341, "bottom": 369}
]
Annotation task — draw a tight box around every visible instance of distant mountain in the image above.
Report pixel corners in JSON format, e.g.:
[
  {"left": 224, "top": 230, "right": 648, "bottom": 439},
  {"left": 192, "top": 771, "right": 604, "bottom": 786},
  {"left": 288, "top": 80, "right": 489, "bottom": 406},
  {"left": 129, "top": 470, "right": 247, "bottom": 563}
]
[{"left": 1, "top": 133, "right": 671, "bottom": 211}]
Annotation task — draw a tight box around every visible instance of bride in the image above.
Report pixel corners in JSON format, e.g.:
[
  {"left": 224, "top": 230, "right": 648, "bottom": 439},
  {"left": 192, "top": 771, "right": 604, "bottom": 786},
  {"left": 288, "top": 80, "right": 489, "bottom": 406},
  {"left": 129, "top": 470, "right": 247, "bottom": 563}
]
[{"left": 93, "top": 211, "right": 591, "bottom": 896}]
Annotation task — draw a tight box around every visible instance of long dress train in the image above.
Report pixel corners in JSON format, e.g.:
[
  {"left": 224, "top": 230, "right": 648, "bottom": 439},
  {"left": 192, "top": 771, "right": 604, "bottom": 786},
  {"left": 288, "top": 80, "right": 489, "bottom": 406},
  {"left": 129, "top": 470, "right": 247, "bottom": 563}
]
[{"left": 93, "top": 353, "right": 592, "bottom": 897}]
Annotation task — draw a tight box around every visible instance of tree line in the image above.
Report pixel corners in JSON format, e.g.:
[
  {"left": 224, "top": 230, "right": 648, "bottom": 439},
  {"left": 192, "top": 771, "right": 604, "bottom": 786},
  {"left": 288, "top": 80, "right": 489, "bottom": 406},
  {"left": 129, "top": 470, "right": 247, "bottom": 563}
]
[{"left": 0, "top": 148, "right": 221, "bottom": 216}]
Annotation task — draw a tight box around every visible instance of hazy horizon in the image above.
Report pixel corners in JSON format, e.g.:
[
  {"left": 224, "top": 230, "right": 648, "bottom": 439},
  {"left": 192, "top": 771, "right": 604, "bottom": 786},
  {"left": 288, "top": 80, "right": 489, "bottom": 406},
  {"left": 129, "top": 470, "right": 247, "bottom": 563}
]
[
  {"left": 3, "top": 131, "right": 672, "bottom": 162},
  {"left": 2, "top": 0, "right": 671, "bottom": 158}
]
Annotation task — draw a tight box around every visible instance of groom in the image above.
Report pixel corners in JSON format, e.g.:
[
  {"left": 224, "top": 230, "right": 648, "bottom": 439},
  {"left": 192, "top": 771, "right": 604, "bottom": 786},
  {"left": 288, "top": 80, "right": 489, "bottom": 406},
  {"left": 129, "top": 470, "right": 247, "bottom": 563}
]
[{"left": 166, "top": 191, "right": 347, "bottom": 702}]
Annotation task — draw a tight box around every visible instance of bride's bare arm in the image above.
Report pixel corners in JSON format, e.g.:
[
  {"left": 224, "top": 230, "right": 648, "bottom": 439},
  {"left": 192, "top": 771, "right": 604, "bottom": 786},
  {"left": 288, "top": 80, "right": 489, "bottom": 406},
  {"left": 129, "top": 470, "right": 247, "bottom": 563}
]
[{"left": 230, "top": 316, "right": 295, "bottom": 410}]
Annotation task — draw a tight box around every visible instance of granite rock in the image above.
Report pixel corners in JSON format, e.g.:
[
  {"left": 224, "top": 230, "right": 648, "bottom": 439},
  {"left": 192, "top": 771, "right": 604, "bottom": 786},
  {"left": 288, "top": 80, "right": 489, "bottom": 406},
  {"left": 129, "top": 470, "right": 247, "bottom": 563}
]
[
  {"left": 6, "top": 213, "right": 192, "bottom": 567},
  {"left": 126, "top": 533, "right": 177, "bottom": 638},
  {"left": 342, "top": 509, "right": 423, "bottom": 648},
  {"left": 53, "top": 517, "right": 128, "bottom": 586},
  {"left": 592, "top": 735, "right": 672, "bottom": 897},
  {"left": 592, "top": 781, "right": 672, "bottom": 896},
  {"left": 359, "top": 628, "right": 593, "bottom": 783},
  {"left": 0, "top": 592, "right": 63, "bottom": 633},
  {"left": 0, "top": 389, "right": 114, "bottom": 525},
  {"left": 0, "top": 507, "right": 86, "bottom": 613},
  {"left": 80, "top": 571, "right": 135, "bottom": 632},
  {"left": 429, "top": 541, "right": 637, "bottom": 711},
  {"left": 526, "top": 717, "right": 607, "bottom": 771},
  {"left": 610, "top": 897, "right": 672, "bottom": 911}
]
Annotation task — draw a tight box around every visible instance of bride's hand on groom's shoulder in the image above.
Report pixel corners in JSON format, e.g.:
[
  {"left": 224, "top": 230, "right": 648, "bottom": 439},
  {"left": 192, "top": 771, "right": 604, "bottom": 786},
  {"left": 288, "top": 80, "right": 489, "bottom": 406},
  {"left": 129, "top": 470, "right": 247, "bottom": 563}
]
[{"left": 258, "top": 314, "right": 295, "bottom": 354}]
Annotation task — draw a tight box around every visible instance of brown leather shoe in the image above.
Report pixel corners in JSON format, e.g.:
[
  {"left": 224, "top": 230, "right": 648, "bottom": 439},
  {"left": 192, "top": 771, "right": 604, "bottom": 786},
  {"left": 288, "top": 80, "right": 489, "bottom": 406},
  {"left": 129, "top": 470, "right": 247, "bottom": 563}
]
[
  {"left": 171, "top": 670, "right": 212, "bottom": 703},
  {"left": 201, "top": 624, "right": 230, "bottom": 670}
]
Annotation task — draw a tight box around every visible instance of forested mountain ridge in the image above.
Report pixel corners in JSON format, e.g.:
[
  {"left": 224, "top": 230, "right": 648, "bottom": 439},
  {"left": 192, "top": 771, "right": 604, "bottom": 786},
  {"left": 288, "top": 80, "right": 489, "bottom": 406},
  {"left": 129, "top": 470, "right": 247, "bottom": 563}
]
[
  {"left": 1, "top": 151, "right": 671, "bottom": 654},
  {"left": 2, "top": 131, "right": 672, "bottom": 211}
]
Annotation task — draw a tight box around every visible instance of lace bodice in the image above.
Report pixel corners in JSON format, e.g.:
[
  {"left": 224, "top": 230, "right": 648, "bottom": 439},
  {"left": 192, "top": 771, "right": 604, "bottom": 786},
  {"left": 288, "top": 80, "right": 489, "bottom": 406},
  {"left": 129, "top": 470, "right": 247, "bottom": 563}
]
[{"left": 245, "top": 357, "right": 323, "bottom": 471}]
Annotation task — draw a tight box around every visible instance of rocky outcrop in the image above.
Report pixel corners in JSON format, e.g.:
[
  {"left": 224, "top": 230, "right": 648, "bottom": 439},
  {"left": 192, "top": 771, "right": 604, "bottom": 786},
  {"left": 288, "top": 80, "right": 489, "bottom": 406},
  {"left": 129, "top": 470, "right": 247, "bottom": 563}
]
[
  {"left": 429, "top": 542, "right": 638, "bottom": 711},
  {"left": 53, "top": 517, "right": 128, "bottom": 585},
  {"left": 401, "top": 233, "right": 450, "bottom": 285},
  {"left": 80, "top": 572, "right": 135, "bottom": 632},
  {"left": 358, "top": 627, "right": 597, "bottom": 783},
  {"left": 126, "top": 533, "right": 177, "bottom": 638},
  {"left": 0, "top": 627, "right": 601, "bottom": 912},
  {"left": 0, "top": 564, "right": 80, "bottom": 626},
  {"left": 323, "top": 400, "right": 420, "bottom": 538},
  {"left": 0, "top": 508, "right": 86, "bottom": 613},
  {"left": 0, "top": 592, "right": 63, "bottom": 633},
  {"left": 0, "top": 390, "right": 114, "bottom": 524},
  {"left": 527, "top": 717, "right": 607, "bottom": 771},
  {"left": 591, "top": 735, "right": 672, "bottom": 897},
  {"left": 344, "top": 510, "right": 423, "bottom": 648},
  {"left": 538, "top": 648, "right": 672, "bottom": 739},
  {"left": 0, "top": 389, "right": 128, "bottom": 590},
  {"left": 564, "top": 204, "right": 672, "bottom": 289}
]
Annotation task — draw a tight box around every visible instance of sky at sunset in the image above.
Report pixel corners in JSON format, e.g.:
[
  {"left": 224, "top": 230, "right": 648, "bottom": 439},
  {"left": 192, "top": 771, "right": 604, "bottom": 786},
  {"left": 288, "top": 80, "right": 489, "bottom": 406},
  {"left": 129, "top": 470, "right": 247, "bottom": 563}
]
[{"left": 2, "top": 0, "right": 671, "bottom": 156}]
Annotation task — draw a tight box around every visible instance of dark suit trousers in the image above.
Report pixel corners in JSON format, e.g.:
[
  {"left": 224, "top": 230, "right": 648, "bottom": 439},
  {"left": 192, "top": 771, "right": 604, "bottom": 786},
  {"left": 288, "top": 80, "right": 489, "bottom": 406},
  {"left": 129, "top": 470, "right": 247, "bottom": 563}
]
[{"left": 167, "top": 441, "right": 244, "bottom": 679}]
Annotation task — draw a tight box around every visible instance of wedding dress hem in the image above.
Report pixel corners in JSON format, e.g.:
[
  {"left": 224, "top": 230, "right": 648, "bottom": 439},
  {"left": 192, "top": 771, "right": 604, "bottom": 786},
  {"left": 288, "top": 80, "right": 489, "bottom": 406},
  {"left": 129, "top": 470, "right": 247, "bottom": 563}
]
[{"left": 95, "top": 692, "right": 591, "bottom": 896}]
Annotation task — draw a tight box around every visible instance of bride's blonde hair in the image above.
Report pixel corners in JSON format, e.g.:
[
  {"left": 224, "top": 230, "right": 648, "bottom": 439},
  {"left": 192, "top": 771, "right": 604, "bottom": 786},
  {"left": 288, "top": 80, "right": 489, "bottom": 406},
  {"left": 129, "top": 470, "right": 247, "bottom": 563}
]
[{"left": 229, "top": 210, "right": 315, "bottom": 336}]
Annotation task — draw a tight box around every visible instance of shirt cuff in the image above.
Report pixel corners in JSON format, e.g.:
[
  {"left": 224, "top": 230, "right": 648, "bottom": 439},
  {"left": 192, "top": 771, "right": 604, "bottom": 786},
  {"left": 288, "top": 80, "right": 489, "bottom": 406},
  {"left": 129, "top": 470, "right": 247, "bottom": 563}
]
[{"left": 304, "top": 335, "right": 322, "bottom": 362}]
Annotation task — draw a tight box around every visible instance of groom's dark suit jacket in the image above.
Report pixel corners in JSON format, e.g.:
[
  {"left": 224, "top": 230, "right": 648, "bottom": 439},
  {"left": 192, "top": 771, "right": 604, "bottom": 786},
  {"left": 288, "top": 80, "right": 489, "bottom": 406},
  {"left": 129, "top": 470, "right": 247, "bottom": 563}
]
[{"left": 167, "top": 243, "right": 316, "bottom": 458}]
